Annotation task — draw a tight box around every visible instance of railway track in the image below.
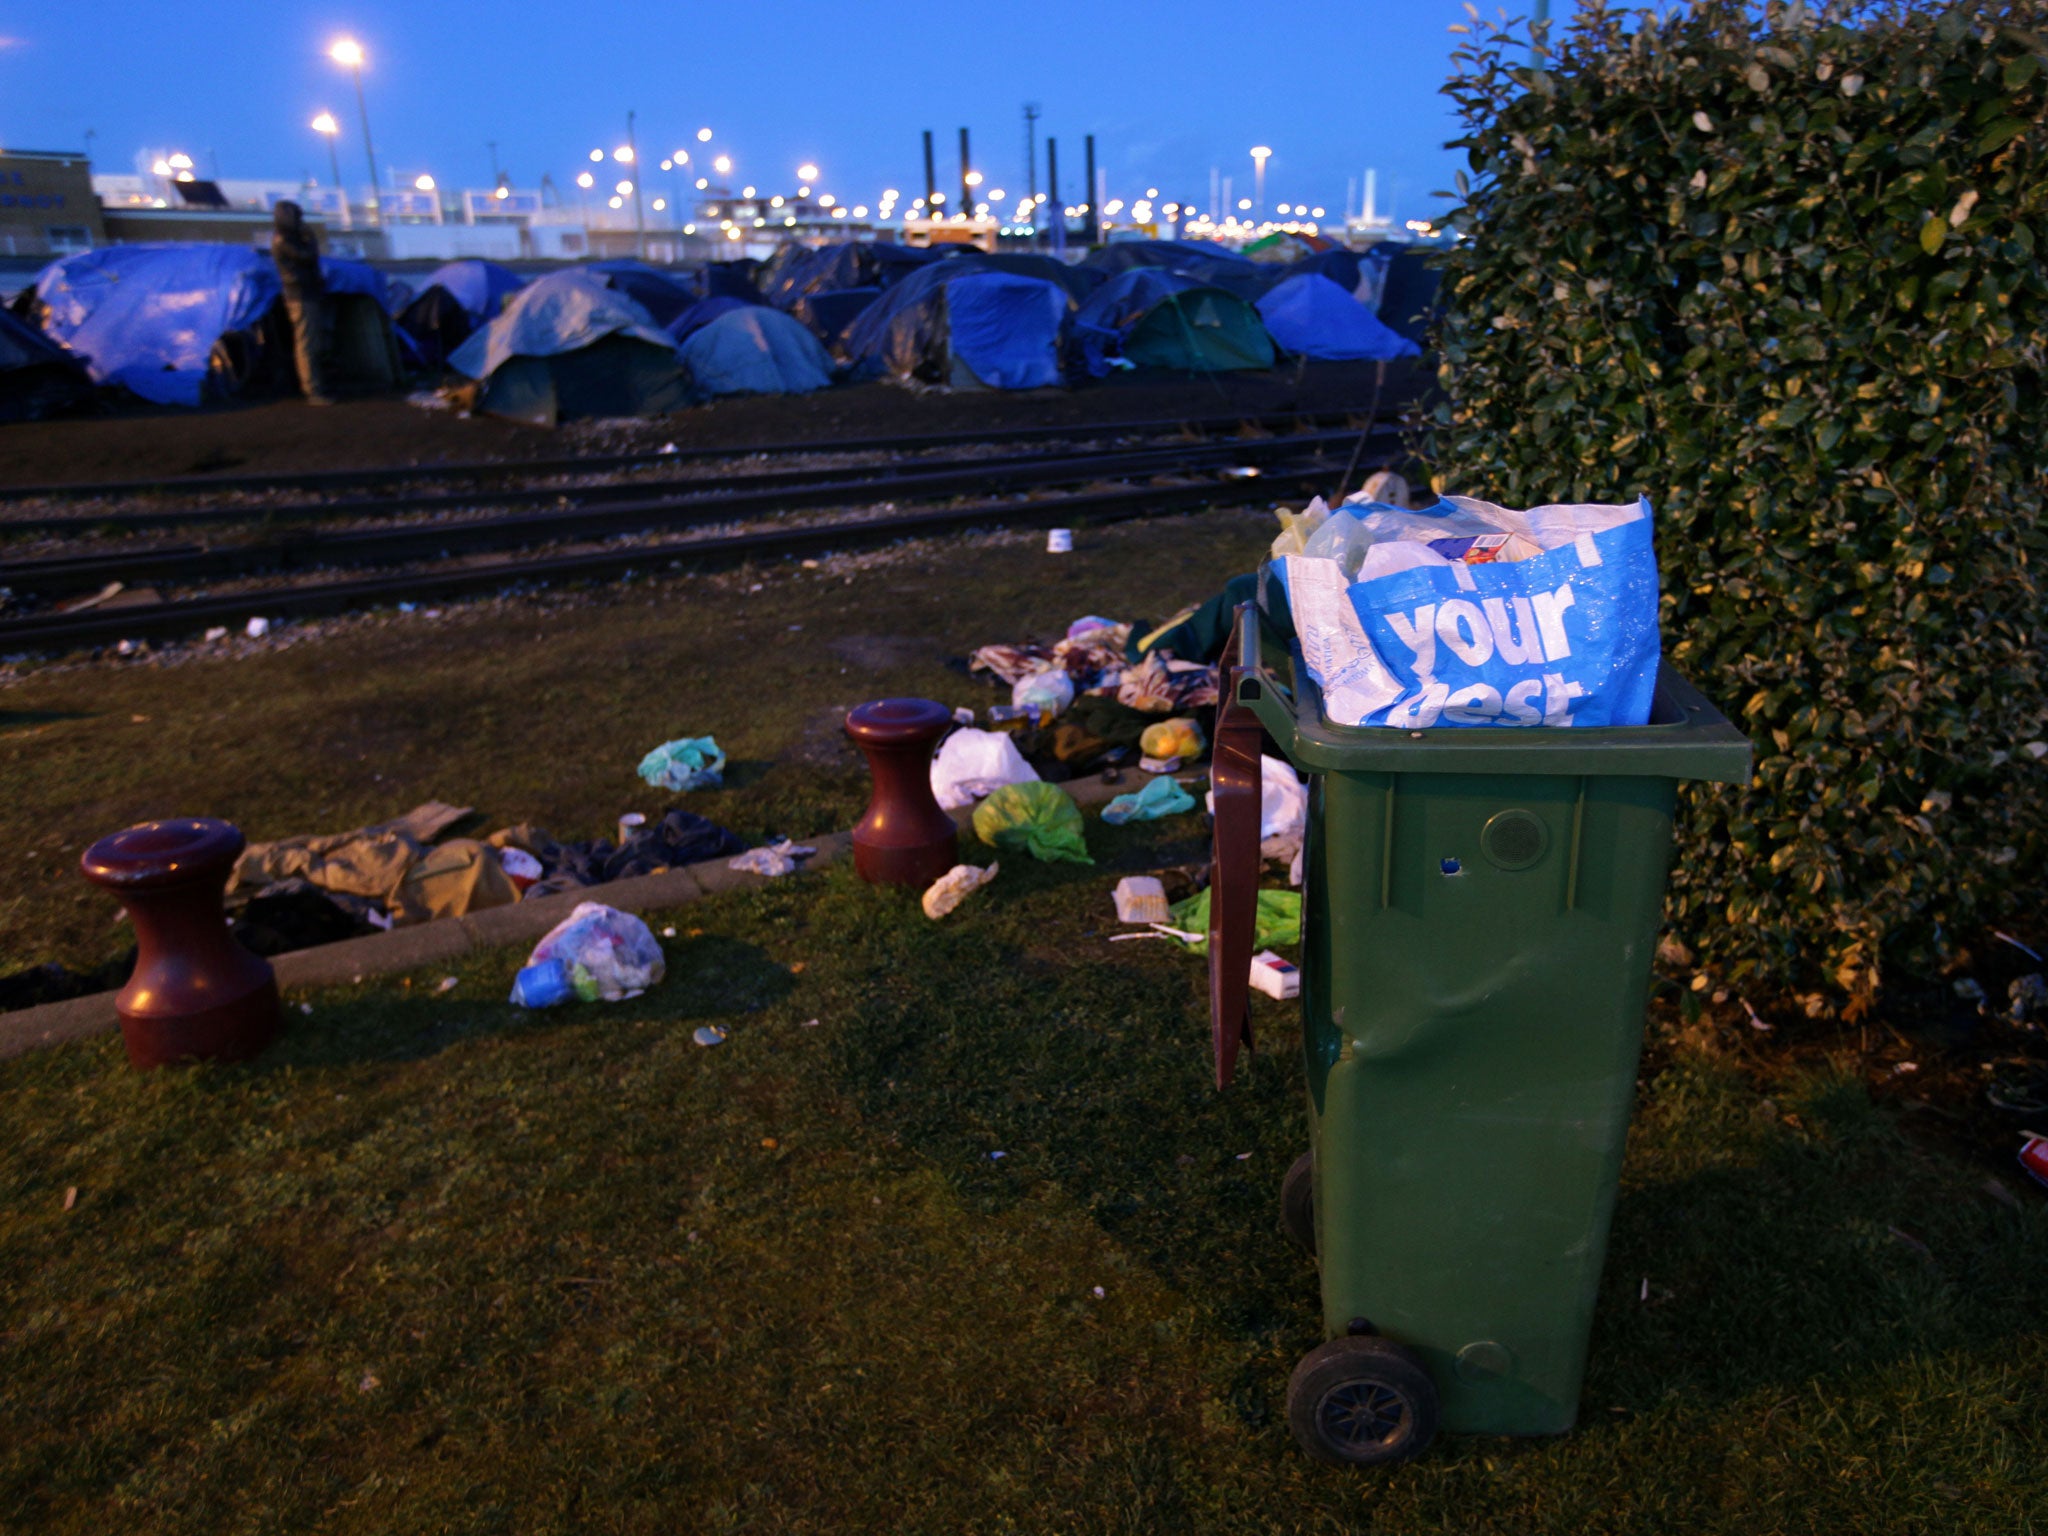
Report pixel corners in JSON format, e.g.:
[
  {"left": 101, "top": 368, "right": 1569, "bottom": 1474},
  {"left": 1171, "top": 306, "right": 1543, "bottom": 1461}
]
[{"left": 0, "top": 453, "right": 1392, "bottom": 653}]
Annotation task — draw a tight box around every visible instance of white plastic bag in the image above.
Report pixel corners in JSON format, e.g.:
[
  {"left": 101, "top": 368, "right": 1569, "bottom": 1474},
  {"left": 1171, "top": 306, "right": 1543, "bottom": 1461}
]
[
  {"left": 1012, "top": 667, "right": 1076, "bottom": 716},
  {"left": 1205, "top": 754, "right": 1307, "bottom": 841},
  {"left": 514, "top": 901, "right": 665, "bottom": 1004},
  {"left": 930, "top": 727, "right": 1040, "bottom": 811}
]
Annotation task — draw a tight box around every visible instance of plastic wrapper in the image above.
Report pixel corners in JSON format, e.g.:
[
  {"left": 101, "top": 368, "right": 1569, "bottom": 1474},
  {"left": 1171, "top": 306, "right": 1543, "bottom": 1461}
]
[
  {"left": 1166, "top": 887, "right": 1302, "bottom": 955},
  {"left": 637, "top": 735, "right": 726, "bottom": 791},
  {"left": 1012, "top": 667, "right": 1076, "bottom": 717},
  {"left": 930, "top": 727, "right": 1039, "bottom": 811},
  {"left": 1139, "top": 717, "right": 1206, "bottom": 762},
  {"left": 1206, "top": 755, "right": 1308, "bottom": 842},
  {"left": 922, "top": 861, "right": 999, "bottom": 919},
  {"left": 508, "top": 900, "right": 665, "bottom": 1007},
  {"left": 972, "top": 781, "right": 1092, "bottom": 865},
  {"left": 1270, "top": 496, "right": 1332, "bottom": 560},
  {"left": 1103, "top": 774, "right": 1197, "bottom": 825}
]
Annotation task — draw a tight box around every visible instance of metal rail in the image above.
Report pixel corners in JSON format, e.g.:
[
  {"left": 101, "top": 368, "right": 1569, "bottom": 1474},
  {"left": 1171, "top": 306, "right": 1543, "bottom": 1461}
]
[{"left": 0, "top": 457, "right": 1386, "bottom": 653}]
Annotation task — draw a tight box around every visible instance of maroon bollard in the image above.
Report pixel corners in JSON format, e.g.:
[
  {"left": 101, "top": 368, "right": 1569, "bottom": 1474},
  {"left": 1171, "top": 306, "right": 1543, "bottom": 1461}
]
[
  {"left": 79, "top": 818, "right": 280, "bottom": 1070},
  {"left": 845, "top": 698, "right": 959, "bottom": 888}
]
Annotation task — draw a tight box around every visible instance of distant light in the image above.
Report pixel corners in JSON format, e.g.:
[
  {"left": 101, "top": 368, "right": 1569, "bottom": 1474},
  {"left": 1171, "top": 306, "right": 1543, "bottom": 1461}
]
[
  {"left": 707, "top": 205, "right": 720, "bottom": 216},
  {"left": 797, "top": 185, "right": 810, "bottom": 197},
  {"left": 310, "top": 113, "right": 338, "bottom": 137},
  {"left": 741, "top": 184, "right": 755, "bottom": 198},
  {"left": 853, "top": 205, "right": 868, "bottom": 217},
  {"left": 883, "top": 188, "right": 899, "bottom": 200},
  {"left": 818, "top": 193, "right": 835, "bottom": 207},
  {"left": 713, "top": 155, "right": 731, "bottom": 174},
  {"left": 167, "top": 152, "right": 193, "bottom": 170},
  {"left": 151, "top": 159, "right": 173, "bottom": 175},
  {"left": 1312, "top": 206, "right": 1325, "bottom": 218},
  {"left": 652, "top": 197, "right": 666, "bottom": 211},
  {"left": 696, "top": 178, "right": 709, "bottom": 189},
  {"left": 753, "top": 216, "right": 765, "bottom": 227},
  {"left": 589, "top": 149, "right": 604, "bottom": 162},
  {"left": 328, "top": 38, "right": 364, "bottom": 68},
  {"left": 1146, "top": 187, "right": 1159, "bottom": 198},
  {"left": 797, "top": 162, "right": 819, "bottom": 182},
  {"left": 493, "top": 185, "right": 509, "bottom": 200},
  {"left": 609, "top": 195, "right": 622, "bottom": 208},
  {"left": 787, "top": 215, "right": 798, "bottom": 225},
  {"left": 975, "top": 202, "right": 989, "bottom": 216},
  {"left": 1250, "top": 145, "right": 1272, "bottom": 160},
  {"left": 1164, "top": 202, "right": 1178, "bottom": 215},
  {"left": 964, "top": 170, "right": 983, "bottom": 186},
  {"left": 673, "top": 150, "right": 690, "bottom": 164},
  {"left": 660, "top": 159, "right": 673, "bottom": 171},
  {"left": 175, "top": 170, "right": 194, "bottom": 182},
  {"left": 930, "top": 191, "right": 945, "bottom": 204},
  {"left": 684, "top": 223, "right": 696, "bottom": 234},
  {"left": 988, "top": 188, "right": 1005, "bottom": 201},
  {"left": 1237, "top": 197, "right": 1251, "bottom": 210},
  {"left": 770, "top": 195, "right": 784, "bottom": 207},
  {"left": 832, "top": 207, "right": 847, "bottom": 218},
  {"left": 698, "top": 128, "right": 714, "bottom": 142},
  {"left": 576, "top": 172, "right": 594, "bottom": 189},
  {"left": 414, "top": 174, "right": 435, "bottom": 191},
  {"left": 616, "top": 179, "right": 633, "bottom": 195},
  {"left": 725, "top": 227, "right": 739, "bottom": 239},
  {"left": 614, "top": 145, "right": 633, "bottom": 163}
]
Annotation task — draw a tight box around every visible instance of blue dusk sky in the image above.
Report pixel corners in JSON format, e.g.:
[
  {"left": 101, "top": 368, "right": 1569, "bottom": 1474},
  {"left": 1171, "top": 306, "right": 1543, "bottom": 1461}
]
[{"left": 0, "top": 1, "right": 1562, "bottom": 221}]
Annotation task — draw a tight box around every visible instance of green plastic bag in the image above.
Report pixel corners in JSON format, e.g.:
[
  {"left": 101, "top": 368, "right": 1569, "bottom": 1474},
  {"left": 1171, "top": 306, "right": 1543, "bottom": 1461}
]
[
  {"left": 638, "top": 735, "right": 725, "bottom": 791},
  {"left": 973, "top": 781, "right": 1093, "bottom": 865},
  {"left": 1167, "top": 887, "right": 1301, "bottom": 953}
]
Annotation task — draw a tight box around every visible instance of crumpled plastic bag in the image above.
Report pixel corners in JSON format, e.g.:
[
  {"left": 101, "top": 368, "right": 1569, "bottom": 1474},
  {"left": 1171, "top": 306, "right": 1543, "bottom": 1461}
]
[
  {"left": 637, "top": 735, "right": 726, "bottom": 791},
  {"left": 1139, "top": 717, "right": 1206, "bottom": 763},
  {"left": 1206, "top": 755, "right": 1309, "bottom": 842},
  {"left": 931, "top": 727, "right": 1039, "bottom": 811},
  {"left": 509, "top": 901, "right": 665, "bottom": 1007},
  {"left": 972, "top": 781, "right": 1092, "bottom": 865},
  {"left": 729, "top": 838, "right": 816, "bottom": 878},
  {"left": 1166, "top": 887, "right": 1302, "bottom": 954},
  {"left": 1013, "top": 667, "right": 1076, "bottom": 717},
  {"left": 1103, "top": 774, "right": 1197, "bottom": 826},
  {"left": 1270, "top": 495, "right": 1331, "bottom": 560},
  {"left": 922, "top": 861, "right": 999, "bottom": 919}
]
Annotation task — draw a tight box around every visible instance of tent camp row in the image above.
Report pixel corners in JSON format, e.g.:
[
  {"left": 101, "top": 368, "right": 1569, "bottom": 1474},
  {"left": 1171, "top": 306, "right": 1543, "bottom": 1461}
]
[{"left": 1, "top": 235, "right": 1437, "bottom": 424}]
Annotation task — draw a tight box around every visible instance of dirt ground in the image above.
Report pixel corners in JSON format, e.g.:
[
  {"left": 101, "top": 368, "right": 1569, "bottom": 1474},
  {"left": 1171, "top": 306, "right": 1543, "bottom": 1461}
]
[{"left": 0, "top": 360, "right": 1421, "bottom": 489}]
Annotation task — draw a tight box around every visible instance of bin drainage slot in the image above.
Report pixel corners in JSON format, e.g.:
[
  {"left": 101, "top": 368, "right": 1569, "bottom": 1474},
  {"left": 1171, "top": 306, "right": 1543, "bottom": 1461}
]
[{"left": 1439, "top": 857, "right": 1462, "bottom": 876}]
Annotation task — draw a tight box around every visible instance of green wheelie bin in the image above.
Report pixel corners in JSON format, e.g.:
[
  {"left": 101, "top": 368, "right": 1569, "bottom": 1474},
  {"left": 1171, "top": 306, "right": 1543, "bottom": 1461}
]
[{"left": 1207, "top": 587, "right": 1751, "bottom": 1468}]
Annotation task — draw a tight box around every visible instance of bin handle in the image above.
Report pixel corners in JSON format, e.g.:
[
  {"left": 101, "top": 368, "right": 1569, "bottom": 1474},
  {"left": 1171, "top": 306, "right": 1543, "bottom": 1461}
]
[{"left": 1209, "top": 601, "right": 1264, "bottom": 1090}]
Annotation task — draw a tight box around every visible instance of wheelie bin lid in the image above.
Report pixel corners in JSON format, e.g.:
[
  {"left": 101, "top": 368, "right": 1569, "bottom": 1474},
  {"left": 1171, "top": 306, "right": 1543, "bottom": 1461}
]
[{"left": 1232, "top": 572, "right": 1752, "bottom": 784}]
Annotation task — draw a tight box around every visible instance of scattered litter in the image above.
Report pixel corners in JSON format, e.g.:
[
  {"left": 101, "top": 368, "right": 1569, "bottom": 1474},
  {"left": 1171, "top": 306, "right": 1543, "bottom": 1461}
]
[
  {"left": 299, "top": 1002, "right": 314, "bottom": 1015},
  {"left": 930, "top": 727, "right": 1038, "bottom": 811},
  {"left": 1235, "top": 1151, "right": 1253, "bottom": 1160},
  {"left": 1103, "top": 775, "right": 1197, "bottom": 826},
  {"left": 500, "top": 846, "right": 543, "bottom": 893},
  {"left": 1140, "top": 717, "right": 1205, "bottom": 763},
  {"left": 761, "top": 1138, "right": 778, "bottom": 1149},
  {"left": 2019, "top": 1136, "right": 2048, "bottom": 1192},
  {"left": 357, "top": 1372, "right": 379, "bottom": 1394},
  {"left": 1249, "top": 950, "right": 1301, "bottom": 1001},
  {"left": 1092, "top": 1285, "right": 1106, "bottom": 1298},
  {"left": 661, "top": 925, "right": 677, "bottom": 938},
  {"left": 1165, "top": 888, "right": 1301, "bottom": 954},
  {"left": 952, "top": 706, "right": 975, "bottom": 726},
  {"left": 2009, "top": 973, "right": 2048, "bottom": 1021},
  {"left": 974, "top": 782, "right": 1092, "bottom": 865},
  {"left": 922, "top": 861, "right": 999, "bottom": 920},
  {"left": 435, "top": 976, "right": 459, "bottom": 994},
  {"left": 988, "top": 1150, "right": 1007, "bottom": 1160},
  {"left": 1046, "top": 528, "right": 1074, "bottom": 553},
  {"left": 366, "top": 909, "right": 393, "bottom": 931},
  {"left": 1271, "top": 496, "right": 1332, "bottom": 560},
  {"left": 729, "top": 838, "right": 818, "bottom": 878},
  {"left": 244, "top": 617, "right": 270, "bottom": 639},
  {"left": 398, "top": 601, "right": 417, "bottom": 614},
  {"left": 1741, "top": 998, "right": 1773, "bottom": 1032},
  {"left": 1068, "top": 616, "right": 1118, "bottom": 640},
  {"left": 1207, "top": 755, "right": 1308, "bottom": 844},
  {"left": 801, "top": 558, "right": 820, "bottom": 569},
  {"left": 1108, "top": 931, "right": 1179, "bottom": 943},
  {"left": 1113, "top": 876, "right": 1170, "bottom": 925},
  {"left": 1993, "top": 931, "right": 2041, "bottom": 962},
  {"left": 617, "top": 812, "right": 646, "bottom": 844},
  {"left": 637, "top": 736, "right": 726, "bottom": 792},
  {"left": 693, "top": 1025, "right": 727, "bottom": 1047},
  {"left": 1139, "top": 755, "right": 1183, "bottom": 775},
  {"left": 1013, "top": 667, "right": 1076, "bottom": 718},
  {"left": 800, "top": 1018, "right": 820, "bottom": 1028},
  {"left": 1892, "top": 1061, "right": 1919, "bottom": 1076},
  {"left": 62, "top": 1187, "right": 77, "bottom": 1211},
  {"left": 1639, "top": 1277, "right": 1649, "bottom": 1302},
  {"left": 509, "top": 902, "right": 665, "bottom": 1008},
  {"left": 659, "top": 442, "right": 677, "bottom": 454},
  {"left": 203, "top": 626, "right": 228, "bottom": 642},
  {"left": 1953, "top": 977, "right": 1987, "bottom": 1003}
]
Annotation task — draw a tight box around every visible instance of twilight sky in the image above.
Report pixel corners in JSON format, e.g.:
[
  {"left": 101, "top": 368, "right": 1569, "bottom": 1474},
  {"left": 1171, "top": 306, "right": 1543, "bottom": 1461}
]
[{"left": 0, "top": 1, "right": 1555, "bottom": 222}]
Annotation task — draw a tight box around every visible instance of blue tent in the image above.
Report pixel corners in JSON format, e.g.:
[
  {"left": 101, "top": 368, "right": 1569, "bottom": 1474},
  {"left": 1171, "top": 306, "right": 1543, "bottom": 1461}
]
[
  {"left": 842, "top": 263, "right": 1067, "bottom": 389},
  {"left": 396, "top": 259, "right": 526, "bottom": 371},
  {"left": 32, "top": 244, "right": 394, "bottom": 406},
  {"left": 679, "top": 306, "right": 835, "bottom": 399},
  {"left": 419, "top": 259, "right": 524, "bottom": 322},
  {"left": 1255, "top": 273, "right": 1421, "bottom": 361},
  {"left": 1079, "top": 238, "right": 1260, "bottom": 289},
  {"left": 0, "top": 307, "right": 91, "bottom": 421},
  {"left": 758, "top": 240, "right": 940, "bottom": 308},
  {"left": 667, "top": 294, "right": 756, "bottom": 346},
  {"left": 450, "top": 270, "right": 687, "bottom": 425},
  {"left": 789, "top": 287, "right": 879, "bottom": 358},
  {"left": 1069, "top": 267, "right": 1275, "bottom": 376},
  {"left": 589, "top": 260, "right": 695, "bottom": 326}
]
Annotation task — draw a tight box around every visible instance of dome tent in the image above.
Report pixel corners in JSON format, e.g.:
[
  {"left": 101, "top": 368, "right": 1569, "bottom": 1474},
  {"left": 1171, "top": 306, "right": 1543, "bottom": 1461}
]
[
  {"left": 842, "top": 262, "right": 1068, "bottom": 390},
  {"left": 449, "top": 270, "right": 687, "bottom": 426},
  {"left": 0, "top": 308, "right": 91, "bottom": 422},
  {"left": 397, "top": 259, "right": 525, "bottom": 370},
  {"left": 1069, "top": 267, "right": 1274, "bottom": 377},
  {"left": 679, "top": 306, "right": 835, "bottom": 399},
  {"left": 1255, "top": 273, "right": 1420, "bottom": 361}
]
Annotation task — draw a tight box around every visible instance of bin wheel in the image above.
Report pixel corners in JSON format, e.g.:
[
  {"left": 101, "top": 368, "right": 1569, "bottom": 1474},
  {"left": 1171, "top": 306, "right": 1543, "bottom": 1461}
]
[
  {"left": 1280, "top": 1151, "right": 1315, "bottom": 1254},
  {"left": 1287, "top": 1336, "right": 1440, "bottom": 1468}
]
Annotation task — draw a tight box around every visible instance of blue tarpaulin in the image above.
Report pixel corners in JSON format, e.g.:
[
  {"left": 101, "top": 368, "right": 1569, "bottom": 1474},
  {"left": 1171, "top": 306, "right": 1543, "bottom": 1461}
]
[
  {"left": 842, "top": 260, "right": 1067, "bottom": 388},
  {"left": 418, "top": 259, "right": 525, "bottom": 322},
  {"left": 679, "top": 306, "right": 834, "bottom": 398},
  {"left": 32, "top": 244, "right": 388, "bottom": 406},
  {"left": 448, "top": 270, "right": 675, "bottom": 380},
  {"left": 1255, "top": 272, "right": 1421, "bottom": 361},
  {"left": 666, "top": 294, "right": 755, "bottom": 346}
]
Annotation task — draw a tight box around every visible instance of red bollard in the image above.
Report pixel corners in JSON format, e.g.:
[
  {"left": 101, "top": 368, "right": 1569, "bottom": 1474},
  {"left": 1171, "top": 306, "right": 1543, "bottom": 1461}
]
[
  {"left": 845, "top": 698, "right": 959, "bottom": 888},
  {"left": 80, "top": 818, "right": 280, "bottom": 1070}
]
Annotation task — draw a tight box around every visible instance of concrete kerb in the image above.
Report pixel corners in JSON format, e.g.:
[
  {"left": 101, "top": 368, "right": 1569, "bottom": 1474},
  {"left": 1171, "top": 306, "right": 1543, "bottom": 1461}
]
[{"left": 0, "top": 767, "right": 1173, "bottom": 1063}]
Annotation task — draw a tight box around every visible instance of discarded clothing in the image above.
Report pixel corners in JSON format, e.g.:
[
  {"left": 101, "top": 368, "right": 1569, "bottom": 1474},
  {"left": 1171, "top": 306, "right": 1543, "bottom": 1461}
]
[
  {"left": 515, "top": 810, "right": 747, "bottom": 888},
  {"left": 1117, "top": 652, "right": 1218, "bottom": 715},
  {"left": 1102, "top": 775, "right": 1198, "bottom": 826},
  {"left": 1166, "top": 887, "right": 1302, "bottom": 954},
  {"left": 228, "top": 881, "right": 378, "bottom": 956},
  {"left": 229, "top": 801, "right": 473, "bottom": 900},
  {"left": 390, "top": 838, "right": 518, "bottom": 925},
  {"left": 973, "top": 781, "right": 1093, "bottom": 865},
  {"left": 638, "top": 735, "right": 726, "bottom": 791}
]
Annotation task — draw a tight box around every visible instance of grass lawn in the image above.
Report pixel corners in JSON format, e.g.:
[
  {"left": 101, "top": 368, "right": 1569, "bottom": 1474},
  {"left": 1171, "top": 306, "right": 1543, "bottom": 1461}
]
[{"left": 4, "top": 506, "right": 2045, "bottom": 1531}]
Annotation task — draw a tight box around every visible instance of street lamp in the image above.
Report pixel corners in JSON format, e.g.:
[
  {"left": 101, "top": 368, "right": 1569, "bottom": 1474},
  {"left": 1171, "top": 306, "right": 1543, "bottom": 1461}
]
[
  {"left": 309, "top": 112, "right": 343, "bottom": 198},
  {"left": 713, "top": 155, "right": 732, "bottom": 178},
  {"left": 1250, "top": 145, "right": 1272, "bottom": 218},
  {"left": 329, "top": 38, "right": 381, "bottom": 225},
  {"left": 797, "top": 162, "right": 819, "bottom": 183}
]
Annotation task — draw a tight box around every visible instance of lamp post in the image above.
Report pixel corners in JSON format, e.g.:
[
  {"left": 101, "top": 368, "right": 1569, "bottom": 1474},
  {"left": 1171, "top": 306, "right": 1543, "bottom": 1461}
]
[
  {"left": 310, "top": 113, "right": 344, "bottom": 211},
  {"left": 1250, "top": 146, "right": 1272, "bottom": 221},
  {"left": 329, "top": 39, "right": 380, "bottom": 225},
  {"left": 625, "top": 110, "right": 645, "bottom": 260}
]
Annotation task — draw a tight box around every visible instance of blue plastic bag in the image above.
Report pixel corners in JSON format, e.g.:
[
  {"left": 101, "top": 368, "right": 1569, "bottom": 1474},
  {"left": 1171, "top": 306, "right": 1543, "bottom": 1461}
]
[
  {"left": 1279, "top": 495, "right": 1662, "bottom": 729},
  {"left": 1102, "top": 774, "right": 1197, "bottom": 825},
  {"left": 637, "top": 735, "right": 726, "bottom": 791}
]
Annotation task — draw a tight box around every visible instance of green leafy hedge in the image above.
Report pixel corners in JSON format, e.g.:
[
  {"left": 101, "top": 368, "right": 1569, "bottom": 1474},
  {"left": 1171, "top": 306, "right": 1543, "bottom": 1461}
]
[{"left": 1426, "top": 1, "right": 2048, "bottom": 1004}]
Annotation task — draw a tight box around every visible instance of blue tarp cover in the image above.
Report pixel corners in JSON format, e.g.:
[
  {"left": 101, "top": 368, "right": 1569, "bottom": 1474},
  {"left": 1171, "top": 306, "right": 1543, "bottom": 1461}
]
[
  {"left": 1070, "top": 268, "right": 1200, "bottom": 375},
  {"left": 448, "top": 270, "right": 677, "bottom": 381},
  {"left": 1255, "top": 272, "right": 1421, "bottom": 361},
  {"left": 667, "top": 295, "right": 755, "bottom": 346},
  {"left": 943, "top": 273, "right": 1066, "bottom": 389},
  {"left": 842, "top": 260, "right": 1067, "bottom": 387},
  {"left": 678, "top": 306, "right": 834, "bottom": 398},
  {"left": 32, "top": 244, "right": 387, "bottom": 407},
  {"left": 418, "top": 259, "right": 525, "bottom": 321}
]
